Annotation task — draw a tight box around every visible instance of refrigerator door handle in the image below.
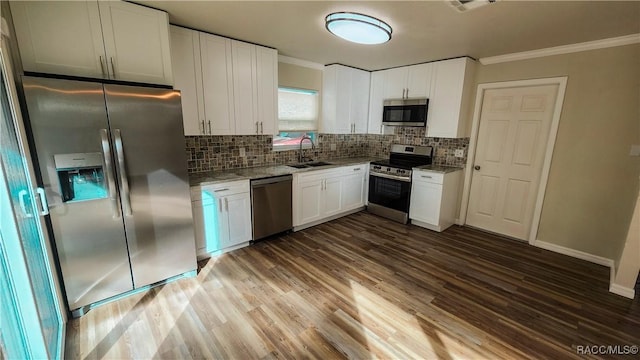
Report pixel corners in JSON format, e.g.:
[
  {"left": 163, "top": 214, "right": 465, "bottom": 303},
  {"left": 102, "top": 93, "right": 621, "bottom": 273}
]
[
  {"left": 35, "top": 187, "right": 49, "bottom": 216},
  {"left": 100, "top": 129, "right": 121, "bottom": 218},
  {"left": 113, "top": 129, "right": 132, "bottom": 216}
]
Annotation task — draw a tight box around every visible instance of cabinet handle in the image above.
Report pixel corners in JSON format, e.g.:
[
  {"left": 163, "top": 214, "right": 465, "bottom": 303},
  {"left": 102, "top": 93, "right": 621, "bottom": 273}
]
[
  {"left": 110, "top": 57, "right": 116, "bottom": 78},
  {"left": 201, "top": 120, "right": 205, "bottom": 134},
  {"left": 260, "top": 122, "right": 263, "bottom": 134},
  {"left": 421, "top": 175, "right": 433, "bottom": 179},
  {"left": 219, "top": 198, "right": 223, "bottom": 210},
  {"left": 406, "top": 88, "right": 409, "bottom": 99},
  {"left": 380, "top": 124, "right": 383, "bottom": 134},
  {"left": 99, "top": 56, "right": 106, "bottom": 77},
  {"left": 474, "top": 165, "right": 481, "bottom": 171},
  {"left": 255, "top": 121, "right": 259, "bottom": 134},
  {"left": 18, "top": 190, "right": 33, "bottom": 218},
  {"left": 225, "top": 198, "right": 228, "bottom": 211},
  {"left": 353, "top": 168, "right": 361, "bottom": 171},
  {"left": 35, "top": 187, "right": 49, "bottom": 216},
  {"left": 214, "top": 188, "right": 229, "bottom": 192},
  {"left": 208, "top": 120, "right": 212, "bottom": 134}
]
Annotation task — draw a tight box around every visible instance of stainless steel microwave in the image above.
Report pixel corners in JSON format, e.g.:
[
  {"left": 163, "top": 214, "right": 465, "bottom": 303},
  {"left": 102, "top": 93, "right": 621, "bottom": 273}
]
[{"left": 382, "top": 98, "right": 428, "bottom": 126}]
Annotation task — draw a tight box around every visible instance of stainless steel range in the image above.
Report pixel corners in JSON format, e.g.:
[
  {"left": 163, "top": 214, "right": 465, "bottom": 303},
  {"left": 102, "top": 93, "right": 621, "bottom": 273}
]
[{"left": 368, "top": 144, "right": 433, "bottom": 223}]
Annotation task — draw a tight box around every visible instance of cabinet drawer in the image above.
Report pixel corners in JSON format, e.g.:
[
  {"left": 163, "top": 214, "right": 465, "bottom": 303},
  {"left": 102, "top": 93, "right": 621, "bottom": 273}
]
[
  {"left": 296, "top": 168, "right": 342, "bottom": 183},
  {"left": 342, "top": 163, "right": 367, "bottom": 175},
  {"left": 413, "top": 171, "right": 444, "bottom": 184},
  {"left": 191, "top": 179, "right": 249, "bottom": 200}
]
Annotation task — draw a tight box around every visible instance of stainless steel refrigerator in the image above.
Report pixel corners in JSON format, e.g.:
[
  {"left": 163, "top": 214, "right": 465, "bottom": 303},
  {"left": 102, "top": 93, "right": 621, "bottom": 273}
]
[{"left": 21, "top": 76, "right": 196, "bottom": 317}]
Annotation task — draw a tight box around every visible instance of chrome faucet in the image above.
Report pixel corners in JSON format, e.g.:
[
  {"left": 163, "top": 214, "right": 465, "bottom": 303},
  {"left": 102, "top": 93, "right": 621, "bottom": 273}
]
[{"left": 299, "top": 135, "right": 315, "bottom": 163}]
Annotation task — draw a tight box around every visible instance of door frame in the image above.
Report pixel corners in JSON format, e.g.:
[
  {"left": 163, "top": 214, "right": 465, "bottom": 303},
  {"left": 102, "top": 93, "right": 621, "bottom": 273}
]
[{"left": 459, "top": 76, "right": 568, "bottom": 244}]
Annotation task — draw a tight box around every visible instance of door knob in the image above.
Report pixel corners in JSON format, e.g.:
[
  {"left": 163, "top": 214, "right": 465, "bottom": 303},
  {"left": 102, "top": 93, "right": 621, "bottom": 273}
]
[{"left": 474, "top": 165, "right": 481, "bottom": 170}]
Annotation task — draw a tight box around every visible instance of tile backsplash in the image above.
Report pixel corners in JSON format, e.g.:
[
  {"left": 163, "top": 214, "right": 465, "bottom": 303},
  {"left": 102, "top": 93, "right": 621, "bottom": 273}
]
[{"left": 186, "top": 127, "right": 469, "bottom": 174}]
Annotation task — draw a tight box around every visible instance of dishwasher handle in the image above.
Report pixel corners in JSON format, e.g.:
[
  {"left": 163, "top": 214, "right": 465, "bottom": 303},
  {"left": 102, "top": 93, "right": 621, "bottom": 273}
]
[{"left": 251, "top": 175, "right": 293, "bottom": 187}]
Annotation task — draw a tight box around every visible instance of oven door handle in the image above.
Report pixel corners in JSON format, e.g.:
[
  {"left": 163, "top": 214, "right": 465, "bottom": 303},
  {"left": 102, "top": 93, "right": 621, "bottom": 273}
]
[{"left": 369, "top": 172, "right": 412, "bottom": 183}]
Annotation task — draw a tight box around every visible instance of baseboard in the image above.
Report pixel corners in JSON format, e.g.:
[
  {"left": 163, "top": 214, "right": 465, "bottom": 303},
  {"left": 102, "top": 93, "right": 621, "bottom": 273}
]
[
  {"left": 609, "top": 283, "right": 636, "bottom": 299},
  {"left": 531, "top": 240, "right": 637, "bottom": 298},
  {"left": 532, "top": 240, "right": 614, "bottom": 267},
  {"left": 293, "top": 207, "right": 365, "bottom": 232}
]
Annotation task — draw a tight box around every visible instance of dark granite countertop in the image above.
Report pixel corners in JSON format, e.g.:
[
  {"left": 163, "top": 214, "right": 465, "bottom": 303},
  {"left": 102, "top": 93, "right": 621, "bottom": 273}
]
[
  {"left": 189, "top": 157, "right": 381, "bottom": 187},
  {"left": 413, "top": 165, "right": 464, "bottom": 173}
]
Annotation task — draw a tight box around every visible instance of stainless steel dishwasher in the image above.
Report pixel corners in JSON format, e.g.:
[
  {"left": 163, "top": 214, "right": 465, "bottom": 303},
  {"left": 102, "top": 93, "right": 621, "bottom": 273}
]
[{"left": 250, "top": 175, "right": 293, "bottom": 241}]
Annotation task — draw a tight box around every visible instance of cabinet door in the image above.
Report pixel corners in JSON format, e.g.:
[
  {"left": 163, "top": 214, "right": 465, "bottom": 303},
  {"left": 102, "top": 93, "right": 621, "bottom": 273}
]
[
  {"left": 341, "top": 171, "right": 365, "bottom": 211},
  {"left": 383, "top": 67, "right": 408, "bottom": 99},
  {"left": 10, "top": 1, "right": 107, "bottom": 78},
  {"left": 321, "top": 65, "right": 351, "bottom": 134},
  {"left": 170, "top": 26, "right": 204, "bottom": 135},
  {"left": 409, "top": 181, "right": 443, "bottom": 225},
  {"left": 224, "top": 193, "right": 252, "bottom": 248},
  {"left": 351, "top": 69, "right": 370, "bottom": 133},
  {"left": 256, "top": 47, "right": 278, "bottom": 135},
  {"left": 406, "top": 63, "right": 432, "bottom": 99},
  {"left": 427, "top": 58, "right": 466, "bottom": 138},
  {"left": 297, "top": 180, "right": 323, "bottom": 225},
  {"left": 367, "top": 71, "right": 385, "bottom": 134},
  {"left": 323, "top": 176, "right": 343, "bottom": 217},
  {"left": 98, "top": 1, "right": 173, "bottom": 85},
  {"left": 200, "top": 33, "right": 235, "bottom": 135},
  {"left": 232, "top": 41, "right": 258, "bottom": 135}
]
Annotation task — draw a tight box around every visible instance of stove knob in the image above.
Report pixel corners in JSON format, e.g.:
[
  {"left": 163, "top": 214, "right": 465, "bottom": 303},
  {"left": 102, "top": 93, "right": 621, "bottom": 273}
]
[
  {"left": 386, "top": 167, "right": 391, "bottom": 172},
  {"left": 373, "top": 166, "right": 381, "bottom": 170},
  {"left": 396, "top": 169, "right": 402, "bottom": 174}
]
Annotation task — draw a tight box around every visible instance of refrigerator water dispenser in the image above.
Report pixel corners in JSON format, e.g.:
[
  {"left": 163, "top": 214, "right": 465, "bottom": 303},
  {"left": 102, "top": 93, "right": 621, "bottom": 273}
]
[{"left": 54, "top": 153, "right": 107, "bottom": 202}]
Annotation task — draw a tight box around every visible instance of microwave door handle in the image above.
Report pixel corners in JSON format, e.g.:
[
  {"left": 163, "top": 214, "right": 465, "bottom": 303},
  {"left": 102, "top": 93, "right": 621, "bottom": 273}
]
[{"left": 113, "top": 129, "right": 132, "bottom": 216}]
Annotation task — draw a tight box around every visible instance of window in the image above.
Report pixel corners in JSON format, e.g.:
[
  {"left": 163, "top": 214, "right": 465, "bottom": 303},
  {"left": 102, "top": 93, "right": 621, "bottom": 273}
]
[{"left": 274, "top": 87, "right": 319, "bottom": 150}]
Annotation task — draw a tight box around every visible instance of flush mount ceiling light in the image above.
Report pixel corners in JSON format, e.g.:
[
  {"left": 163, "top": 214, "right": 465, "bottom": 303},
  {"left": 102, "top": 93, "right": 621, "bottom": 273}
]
[{"left": 325, "top": 12, "right": 392, "bottom": 45}]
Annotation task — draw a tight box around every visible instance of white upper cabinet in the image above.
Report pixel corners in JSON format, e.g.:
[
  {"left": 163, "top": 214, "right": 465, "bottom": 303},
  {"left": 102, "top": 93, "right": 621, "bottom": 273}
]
[
  {"left": 367, "top": 71, "right": 386, "bottom": 135},
  {"left": 11, "top": 0, "right": 173, "bottom": 85},
  {"left": 321, "top": 64, "right": 370, "bottom": 134},
  {"left": 170, "top": 26, "right": 204, "bottom": 135},
  {"left": 255, "top": 47, "right": 278, "bottom": 136},
  {"left": 200, "top": 32, "right": 235, "bottom": 135},
  {"left": 98, "top": 1, "right": 173, "bottom": 85},
  {"left": 171, "top": 26, "right": 277, "bottom": 136},
  {"left": 427, "top": 57, "right": 476, "bottom": 138},
  {"left": 232, "top": 41, "right": 258, "bottom": 135},
  {"left": 382, "top": 63, "right": 432, "bottom": 100},
  {"left": 10, "top": 1, "right": 106, "bottom": 78}
]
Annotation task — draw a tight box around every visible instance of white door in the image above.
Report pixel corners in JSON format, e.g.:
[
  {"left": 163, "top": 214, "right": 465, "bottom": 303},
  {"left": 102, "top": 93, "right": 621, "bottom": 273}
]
[
  {"left": 383, "top": 67, "right": 407, "bottom": 99},
  {"left": 409, "top": 181, "right": 442, "bottom": 225},
  {"left": 99, "top": 1, "right": 173, "bottom": 85},
  {"left": 256, "top": 47, "right": 278, "bottom": 135},
  {"left": 467, "top": 84, "right": 559, "bottom": 240},
  {"left": 351, "top": 69, "right": 370, "bottom": 133},
  {"left": 297, "top": 180, "right": 323, "bottom": 225},
  {"left": 10, "top": 1, "right": 106, "bottom": 79},
  {"left": 170, "top": 26, "right": 204, "bottom": 135},
  {"left": 323, "top": 176, "right": 343, "bottom": 217},
  {"left": 224, "top": 193, "right": 252, "bottom": 248},
  {"left": 406, "top": 63, "right": 432, "bottom": 99},
  {"left": 341, "top": 172, "right": 365, "bottom": 211},
  {"left": 200, "top": 33, "right": 234, "bottom": 135},
  {"left": 232, "top": 41, "right": 258, "bottom": 135}
]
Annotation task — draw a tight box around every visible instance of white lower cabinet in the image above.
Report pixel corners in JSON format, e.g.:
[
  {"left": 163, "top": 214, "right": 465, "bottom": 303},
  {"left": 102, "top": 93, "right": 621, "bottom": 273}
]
[
  {"left": 191, "top": 180, "right": 251, "bottom": 258},
  {"left": 293, "top": 164, "right": 368, "bottom": 229},
  {"left": 409, "top": 169, "right": 462, "bottom": 232}
]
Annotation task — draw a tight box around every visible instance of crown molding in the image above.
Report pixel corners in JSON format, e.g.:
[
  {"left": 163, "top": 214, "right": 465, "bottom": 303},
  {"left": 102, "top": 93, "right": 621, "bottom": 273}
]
[
  {"left": 480, "top": 33, "right": 640, "bottom": 65},
  {"left": 278, "top": 55, "right": 325, "bottom": 70}
]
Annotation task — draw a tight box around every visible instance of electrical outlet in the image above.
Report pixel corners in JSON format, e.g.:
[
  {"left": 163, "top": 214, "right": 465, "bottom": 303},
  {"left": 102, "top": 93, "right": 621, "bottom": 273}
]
[
  {"left": 630, "top": 145, "right": 640, "bottom": 157},
  {"left": 331, "top": 143, "right": 337, "bottom": 151},
  {"left": 239, "top": 147, "right": 245, "bottom": 157},
  {"left": 454, "top": 149, "right": 465, "bottom": 158}
]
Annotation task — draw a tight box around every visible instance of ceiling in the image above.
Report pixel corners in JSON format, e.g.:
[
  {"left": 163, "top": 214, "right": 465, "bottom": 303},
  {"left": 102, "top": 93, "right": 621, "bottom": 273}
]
[{"left": 136, "top": 1, "right": 640, "bottom": 71}]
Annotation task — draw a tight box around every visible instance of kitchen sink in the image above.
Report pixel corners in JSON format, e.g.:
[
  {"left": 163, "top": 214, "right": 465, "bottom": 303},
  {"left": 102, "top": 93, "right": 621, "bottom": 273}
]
[
  {"left": 287, "top": 161, "right": 333, "bottom": 169},
  {"left": 306, "top": 161, "right": 333, "bottom": 167}
]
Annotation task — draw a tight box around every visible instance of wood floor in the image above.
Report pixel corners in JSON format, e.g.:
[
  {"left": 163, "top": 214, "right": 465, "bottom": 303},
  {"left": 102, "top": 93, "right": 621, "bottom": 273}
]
[{"left": 65, "top": 211, "right": 640, "bottom": 359}]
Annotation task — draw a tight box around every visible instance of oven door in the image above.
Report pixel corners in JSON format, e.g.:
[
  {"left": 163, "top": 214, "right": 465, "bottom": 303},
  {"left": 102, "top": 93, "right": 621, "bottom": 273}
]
[{"left": 368, "top": 173, "right": 412, "bottom": 213}]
